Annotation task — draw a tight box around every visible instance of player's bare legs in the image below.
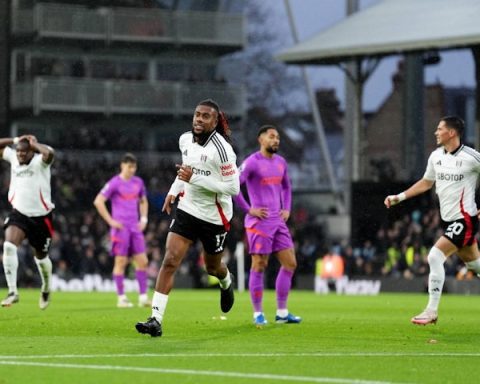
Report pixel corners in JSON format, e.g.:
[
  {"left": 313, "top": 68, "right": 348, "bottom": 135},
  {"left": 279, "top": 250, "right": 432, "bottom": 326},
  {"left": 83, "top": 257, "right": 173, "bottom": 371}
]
[
  {"left": 133, "top": 253, "right": 150, "bottom": 307},
  {"left": 1, "top": 226, "right": 25, "bottom": 307},
  {"left": 274, "top": 248, "right": 301, "bottom": 324},
  {"left": 457, "top": 242, "right": 480, "bottom": 263},
  {"left": 155, "top": 232, "right": 192, "bottom": 294},
  {"left": 204, "top": 251, "right": 228, "bottom": 279}
]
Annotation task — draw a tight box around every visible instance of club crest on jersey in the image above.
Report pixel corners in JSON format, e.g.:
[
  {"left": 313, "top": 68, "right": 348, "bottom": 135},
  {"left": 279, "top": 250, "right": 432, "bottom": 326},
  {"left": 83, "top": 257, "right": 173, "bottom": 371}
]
[
  {"left": 201, "top": 154, "right": 208, "bottom": 162},
  {"left": 456, "top": 160, "right": 462, "bottom": 167},
  {"left": 182, "top": 149, "right": 188, "bottom": 156},
  {"left": 436, "top": 160, "right": 442, "bottom": 165}
]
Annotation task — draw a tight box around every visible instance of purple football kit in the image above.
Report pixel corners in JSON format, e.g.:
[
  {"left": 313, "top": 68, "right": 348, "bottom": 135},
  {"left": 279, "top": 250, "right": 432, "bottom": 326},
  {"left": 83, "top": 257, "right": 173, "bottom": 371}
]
[
  {"left": 234, "top": 150, "right": 299, "bottom": 322},
  {"left": 100, "top": 175, "right": 147, "bottom": 256},
  {"left": 234, "top": 151, "right": 293, "bottom": 254}
]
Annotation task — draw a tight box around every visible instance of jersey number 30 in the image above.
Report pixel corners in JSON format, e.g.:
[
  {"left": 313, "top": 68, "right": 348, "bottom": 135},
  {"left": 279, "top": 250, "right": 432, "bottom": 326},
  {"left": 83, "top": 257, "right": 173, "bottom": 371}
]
[{"left": 445, "top": 222, "right": 464, "bottom": 239}]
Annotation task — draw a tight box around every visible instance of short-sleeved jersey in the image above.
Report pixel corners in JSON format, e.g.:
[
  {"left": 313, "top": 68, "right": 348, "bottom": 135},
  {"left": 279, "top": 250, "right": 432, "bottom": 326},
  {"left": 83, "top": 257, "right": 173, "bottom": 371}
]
[
  {"left": 168, "top": 130, "right": 239, "bottom": 227},
  {"left": 100, "top": 175, "right": 146, "bottom": 226},
  {"left": 234, "top": 151, "right": 292, "bottom": 225},
  {"left": 3, "top": 146, "right": 54, "bottom": 217},
  {"left": 423, "top": 144, "right": 480, "bottom": 221}
]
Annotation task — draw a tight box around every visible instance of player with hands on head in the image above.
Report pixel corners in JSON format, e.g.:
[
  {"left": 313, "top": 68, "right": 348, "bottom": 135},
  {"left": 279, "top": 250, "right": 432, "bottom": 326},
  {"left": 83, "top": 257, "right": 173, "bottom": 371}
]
[{"left": 0, "top": 134, "right": 55, "bottom": 309}]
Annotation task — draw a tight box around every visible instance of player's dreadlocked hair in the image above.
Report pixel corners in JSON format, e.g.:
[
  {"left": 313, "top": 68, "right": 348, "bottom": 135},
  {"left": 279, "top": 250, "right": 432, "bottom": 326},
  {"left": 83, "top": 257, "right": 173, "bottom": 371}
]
[{"left": 198, "top": 99, "right": 232, "bottom": 143}]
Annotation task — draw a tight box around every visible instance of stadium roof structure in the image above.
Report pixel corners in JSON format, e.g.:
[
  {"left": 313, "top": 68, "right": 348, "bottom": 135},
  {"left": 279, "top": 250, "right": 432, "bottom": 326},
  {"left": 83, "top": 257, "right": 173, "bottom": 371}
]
[
  {"left": 276, "top": 0, "right": 480, "bottom": 212},
  {"left": 276, "top": 0, "right": 480, "bottom": 65}
]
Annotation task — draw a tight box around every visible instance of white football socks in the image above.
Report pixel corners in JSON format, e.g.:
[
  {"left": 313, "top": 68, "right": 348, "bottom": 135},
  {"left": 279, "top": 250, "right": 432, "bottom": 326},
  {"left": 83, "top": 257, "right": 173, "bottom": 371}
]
[
  {"left": 151, "top": 291, "right": 169, "bottom": 323},
  {"left": 3, "top": 242, "right": 18, "bottom": 294},
  {"left": 426, "top": 247, "right": 446, "bottom": 311},
  {"left": 219, "top": 270, "right": 231, "bottom": 289},
  {"left": 34, "top": 256, "right": 52, "bottom": 293},
  {"left": 465, "top": 258, "right": 480, "bottom": 274}
]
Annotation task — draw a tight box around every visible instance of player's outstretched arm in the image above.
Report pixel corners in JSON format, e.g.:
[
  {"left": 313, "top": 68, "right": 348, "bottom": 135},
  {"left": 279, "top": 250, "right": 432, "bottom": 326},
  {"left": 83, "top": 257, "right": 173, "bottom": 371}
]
[{"left": 384, "top": 178, "right": 434, "bottom": 208}]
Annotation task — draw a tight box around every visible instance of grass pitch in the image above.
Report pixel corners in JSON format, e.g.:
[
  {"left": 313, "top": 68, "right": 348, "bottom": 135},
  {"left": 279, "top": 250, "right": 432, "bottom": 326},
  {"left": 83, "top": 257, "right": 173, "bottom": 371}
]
[{"left": 1, "top": 288, "right": 480, "bottom": 384}]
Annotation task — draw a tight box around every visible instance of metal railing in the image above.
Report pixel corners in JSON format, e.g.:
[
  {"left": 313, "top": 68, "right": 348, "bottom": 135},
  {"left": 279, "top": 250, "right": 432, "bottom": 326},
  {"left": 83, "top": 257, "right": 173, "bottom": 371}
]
[
  {"left": 12, "top": 3, "right": 244, "bottom": 47},
  {"left": 12, "top": 77, "right": 245, "bottom": 117}
]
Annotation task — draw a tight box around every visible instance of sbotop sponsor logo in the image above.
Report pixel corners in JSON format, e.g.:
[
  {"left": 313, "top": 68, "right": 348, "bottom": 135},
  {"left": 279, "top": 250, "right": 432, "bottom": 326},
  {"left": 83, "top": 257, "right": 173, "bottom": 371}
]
[{"left": 437, "top": 173, "right": 464, "bottom": 181}]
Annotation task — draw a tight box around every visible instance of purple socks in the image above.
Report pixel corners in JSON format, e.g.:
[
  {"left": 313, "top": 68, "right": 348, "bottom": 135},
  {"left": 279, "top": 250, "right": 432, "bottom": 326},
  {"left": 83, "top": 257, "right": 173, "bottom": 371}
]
[
  {"left": 249, "top": 270, "right": 264, "bottom": 312},
  {"left": 136, "top": 270, "right": 148, "bottom": 295},
  {"left": 113, "top": 274, "right": 124, "bottom": 296},
  {"left": 250, "top": 267, "right": 294, "bottom": 312},
  {"left": 276, "top": 267, "right": 293, "bottom": 310}
]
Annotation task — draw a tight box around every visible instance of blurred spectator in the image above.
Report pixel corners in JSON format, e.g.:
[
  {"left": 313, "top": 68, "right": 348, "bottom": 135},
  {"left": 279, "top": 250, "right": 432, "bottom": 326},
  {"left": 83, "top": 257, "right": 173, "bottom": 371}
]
[{"left": 1, "top": 147, "right": 471, "bottom": 288}]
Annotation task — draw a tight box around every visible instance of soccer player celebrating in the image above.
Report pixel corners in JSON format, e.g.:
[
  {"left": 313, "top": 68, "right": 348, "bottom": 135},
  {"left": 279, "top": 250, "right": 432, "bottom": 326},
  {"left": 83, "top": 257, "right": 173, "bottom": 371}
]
[
  {"left": 234, "top": 125, "right": 301, "bottom": 327},
  {"left": 94, "top": 153, "right": 150, "bottom": 308},
  {"left": 135, "top": 99, "right": 239, "bottom": 337},
  {"left": 0, "top": 135, "right": 55, "bottom": 309},
  {"left": 385, "top": 116, "right": 480, "bottom": 325}
]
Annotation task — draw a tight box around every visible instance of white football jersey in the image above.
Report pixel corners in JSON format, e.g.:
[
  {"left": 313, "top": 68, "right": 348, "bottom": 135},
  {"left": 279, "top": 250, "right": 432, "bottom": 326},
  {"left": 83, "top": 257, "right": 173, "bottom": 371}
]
[
  {"left": 424, "top": 145, "right": 480, "bottom": 221},
  {"left": 168, "top": 131, "right": 240, "bottom": 227},
  {"left": 3, "top": 146, "right": 55, "bottom": 217}
]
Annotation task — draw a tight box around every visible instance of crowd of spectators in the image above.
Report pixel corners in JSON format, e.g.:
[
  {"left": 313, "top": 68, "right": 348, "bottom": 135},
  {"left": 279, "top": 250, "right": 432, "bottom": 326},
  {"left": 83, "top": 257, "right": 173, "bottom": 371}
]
[
  {"left": 320, "top": 206, "right": 471, "bottom": 281},
  {"left": 0, "top": 151, "right": 247, "bottom": 289},
  {"left": 1, "top": 146, "right": 474, "bottom": 290}
]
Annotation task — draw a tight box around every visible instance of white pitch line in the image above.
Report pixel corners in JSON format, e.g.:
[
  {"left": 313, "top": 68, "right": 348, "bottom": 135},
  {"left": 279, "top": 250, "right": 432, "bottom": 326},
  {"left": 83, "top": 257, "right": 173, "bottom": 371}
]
[
  {"left": 0, "top": 360, "right": 409, "bottom": 384},
  {"left": 0, "top": 352, "right": 479, "bottom": 360}
]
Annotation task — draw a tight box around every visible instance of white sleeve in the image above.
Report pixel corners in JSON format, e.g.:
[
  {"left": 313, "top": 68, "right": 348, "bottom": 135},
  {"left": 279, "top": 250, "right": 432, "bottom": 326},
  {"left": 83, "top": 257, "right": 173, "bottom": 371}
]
[
  {"left": 189, "top": 145, "right": 240, "bottom": 196},
  {"left": 189, "top": 171, "right": 240, "bottom": 196},
  {"left": 2, "top": 146, "right": 13, "bottom": 163},
  {"left": 167, "top": 177, "right": 185, "bottom": 196},
  {"left": 423, "top": 153, "right": 436, "bottom": 181}
]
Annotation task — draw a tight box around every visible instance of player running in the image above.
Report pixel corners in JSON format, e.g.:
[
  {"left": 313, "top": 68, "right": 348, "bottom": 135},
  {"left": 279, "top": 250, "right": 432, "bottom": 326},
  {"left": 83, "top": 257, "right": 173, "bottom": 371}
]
[
  {"left": 94, "top": 153, "right": 150, "bottom": 308},
  {"left": 0, "top": 135, "right": 55, "bottom": 310},
  {"left": 385, "top": 116, "right": 480, "bottom": 325},
  {"left": 135, "top": 99, "right": 239, "bottom": 337},
  {"left": 234, "top": 125, "right": 301, "bottom": 327}
]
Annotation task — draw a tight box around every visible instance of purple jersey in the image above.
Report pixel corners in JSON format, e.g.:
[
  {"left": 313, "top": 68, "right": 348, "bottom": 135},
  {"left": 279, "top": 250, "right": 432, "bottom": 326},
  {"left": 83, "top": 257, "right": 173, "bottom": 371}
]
[
  {"left": 234, "top": 151, "right": 292, "bottom": 223},
  {"left": 100, "top": 175, "right": 146, "bottom": 226}
]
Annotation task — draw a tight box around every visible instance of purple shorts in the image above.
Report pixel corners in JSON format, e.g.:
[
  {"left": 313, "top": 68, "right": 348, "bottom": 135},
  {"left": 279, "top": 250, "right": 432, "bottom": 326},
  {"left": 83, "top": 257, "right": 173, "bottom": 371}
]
[
  {"left": 245, "top": 216, "right": 294, "bottom": 255},
  {"left": 110, "top": 226, "right": 146, "bottom": 257}
]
